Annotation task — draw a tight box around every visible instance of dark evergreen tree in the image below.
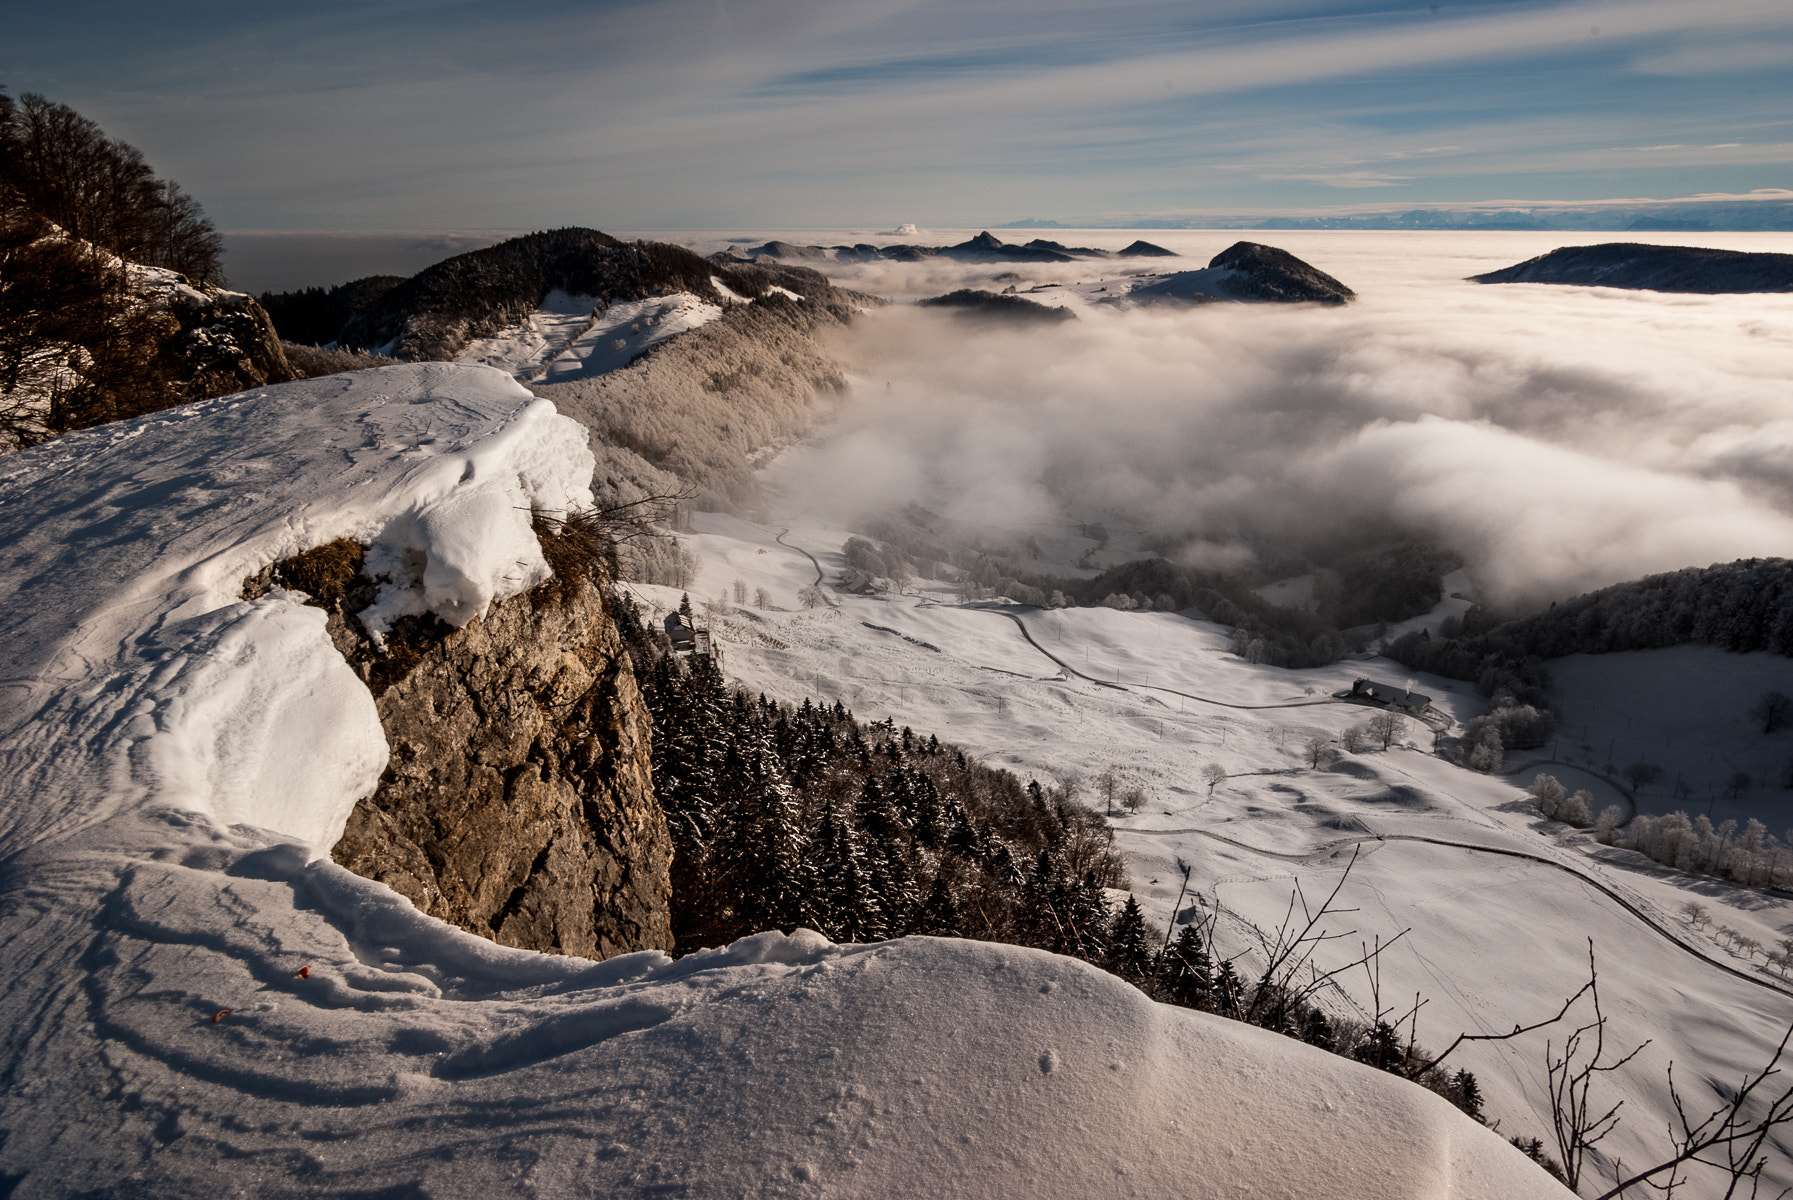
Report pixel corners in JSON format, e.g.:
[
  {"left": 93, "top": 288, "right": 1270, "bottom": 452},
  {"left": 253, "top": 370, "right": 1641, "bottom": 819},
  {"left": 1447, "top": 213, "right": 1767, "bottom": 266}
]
[
  {"left": 1300, "top": 1008, "right": 1336, "bottom": 1052},
  {"left": 1451, "top": 1069, "right": 1485, "bottom": 1122},
  {"left": 1159, "top": 924, "right": 1214, "bottom": 1009},
  {"left": 1105, "top": 896, "right": 1155, "bottom": 984},
  {"left": 912, "top": 873, "right": 962, "bottom": 936}
]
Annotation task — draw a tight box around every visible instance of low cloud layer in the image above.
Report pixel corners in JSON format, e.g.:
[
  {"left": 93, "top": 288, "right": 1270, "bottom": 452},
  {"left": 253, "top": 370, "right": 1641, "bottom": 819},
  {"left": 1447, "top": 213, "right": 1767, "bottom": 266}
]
[{"left": 770, "top": 232, "right": 1793, "bottom": 609}]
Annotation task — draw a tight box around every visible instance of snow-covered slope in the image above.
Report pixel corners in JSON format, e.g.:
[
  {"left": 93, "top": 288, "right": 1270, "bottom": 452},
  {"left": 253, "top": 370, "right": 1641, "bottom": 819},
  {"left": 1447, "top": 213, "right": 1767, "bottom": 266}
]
[
  {"left": 454, "top": 290, "right": 723, "bottom": 383},
  {"left": 0, "top": 366, "right": 1564, "bottom": 1198},
  {"left": 648, "top": 509, "right": 1793, "bottom": 1198}
]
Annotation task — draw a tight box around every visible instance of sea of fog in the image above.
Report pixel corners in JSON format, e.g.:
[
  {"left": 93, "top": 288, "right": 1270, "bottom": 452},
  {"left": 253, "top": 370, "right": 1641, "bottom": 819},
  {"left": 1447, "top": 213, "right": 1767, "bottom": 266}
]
[{"left": 645, "top": 228, "right": 1793, "bottom": 611}]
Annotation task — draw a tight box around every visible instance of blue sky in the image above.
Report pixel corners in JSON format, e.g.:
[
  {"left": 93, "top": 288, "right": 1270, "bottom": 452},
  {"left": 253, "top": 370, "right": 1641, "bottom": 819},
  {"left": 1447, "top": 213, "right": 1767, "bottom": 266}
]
[{"left": 5, "top": 0, "right": 1790, "bottom": 229}]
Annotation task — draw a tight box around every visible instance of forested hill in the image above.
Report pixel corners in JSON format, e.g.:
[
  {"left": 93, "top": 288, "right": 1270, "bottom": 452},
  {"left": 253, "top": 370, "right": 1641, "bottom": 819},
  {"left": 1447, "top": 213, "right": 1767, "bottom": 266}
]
[
  {"left": 287, "top": 228, "right": 866, "bottom": 361},
  {"left": 1388, "top": 558, "right": 1793, "bottom": 690},
  {"left": 1471, "top": 243, "right": 1793, "bottom": 293}
]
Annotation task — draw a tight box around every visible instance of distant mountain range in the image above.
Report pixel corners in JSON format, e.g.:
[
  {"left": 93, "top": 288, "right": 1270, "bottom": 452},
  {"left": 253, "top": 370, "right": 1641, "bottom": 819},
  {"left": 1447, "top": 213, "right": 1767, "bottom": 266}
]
[
  {"left": 996, "top": 198, "right": 1793, "bottom": 232},
  {"left": 721, "top": 230, "right": 1176, "bottom": 265}
]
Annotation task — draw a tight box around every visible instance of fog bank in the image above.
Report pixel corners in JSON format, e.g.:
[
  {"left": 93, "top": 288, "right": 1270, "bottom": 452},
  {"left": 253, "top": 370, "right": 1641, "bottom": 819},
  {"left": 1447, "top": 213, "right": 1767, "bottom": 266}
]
[{"left": 762, "top": 231, "right": 1793, "bottom": 609}]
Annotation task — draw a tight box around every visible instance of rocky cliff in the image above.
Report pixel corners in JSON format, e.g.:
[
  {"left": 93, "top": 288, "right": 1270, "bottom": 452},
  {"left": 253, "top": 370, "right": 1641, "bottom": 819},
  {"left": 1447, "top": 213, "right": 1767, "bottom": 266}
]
[{"left": 247, "top": 531, "right": 673, "bottom": 960}]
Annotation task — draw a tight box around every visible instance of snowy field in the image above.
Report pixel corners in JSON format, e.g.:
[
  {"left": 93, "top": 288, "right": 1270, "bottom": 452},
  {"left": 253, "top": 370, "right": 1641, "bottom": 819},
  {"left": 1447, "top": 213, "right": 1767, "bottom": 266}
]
[{"left": 658, "top": 508, "right": 1793, "bottom": 1196}]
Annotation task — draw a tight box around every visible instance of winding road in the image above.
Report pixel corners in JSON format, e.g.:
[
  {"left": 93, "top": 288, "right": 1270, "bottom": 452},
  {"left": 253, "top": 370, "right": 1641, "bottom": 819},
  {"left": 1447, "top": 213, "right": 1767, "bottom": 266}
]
[
  {"left": 972, "top": 603, "right": 1448, "bottom": 728},
  {"left": 776, "top": 528, "right": 837, "bottom": 608},
  {"left": 767, "top": 540, "right": 1785, "bottom": 1002},
  {"left": 1114, "top": 824, "right": 1793, "bottom": 1001}
]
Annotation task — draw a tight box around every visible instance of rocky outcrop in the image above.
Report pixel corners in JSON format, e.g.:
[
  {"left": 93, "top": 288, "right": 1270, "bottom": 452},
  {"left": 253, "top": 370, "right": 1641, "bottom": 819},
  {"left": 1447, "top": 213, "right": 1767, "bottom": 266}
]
[
  {"left": 128, "top": 265, "right": 295, "bottom": 399},
  {"left": 1470, "top": 243, "right": 1793, "bottom": 293},
  {"left": 249, "top": 536, "right": 673, "bottom": 960}
]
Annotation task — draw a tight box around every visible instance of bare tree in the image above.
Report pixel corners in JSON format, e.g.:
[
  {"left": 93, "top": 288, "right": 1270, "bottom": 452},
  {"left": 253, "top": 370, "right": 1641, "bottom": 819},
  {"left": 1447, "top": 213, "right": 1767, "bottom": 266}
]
[
  {"left": 1095, "top": 765, "right": 1123, "bottom": 816},
  {"left": 1201, "top": 762, "right": 1227, "bottom": 795},
  {"left": 1367, "top": 710, "right": 1406, "bottom": 750},
  {"left": 1121, "top": 786, "right": 1146, "bottom": 815},
  {"left": 732, "top": 578, "right": 747, "bottom": 604},
  {"left": 1545, "top": 946, "right": 1650, "bottom": 1192},
  {"left": 1304, "top": 733, "right": 1333, "bottom": 769},
  {"left": 1591, "top": 1024, "right": 1793, "bottom": 1200},
  {"left": 753, "top": 586, "right": 771, "bottom": 609},
  {"left": 1750, "top": 690, "right": 1791, "bottom": 735},
  {"left": 1622, "top": 761, "right": 1662, "bottom": 790}
]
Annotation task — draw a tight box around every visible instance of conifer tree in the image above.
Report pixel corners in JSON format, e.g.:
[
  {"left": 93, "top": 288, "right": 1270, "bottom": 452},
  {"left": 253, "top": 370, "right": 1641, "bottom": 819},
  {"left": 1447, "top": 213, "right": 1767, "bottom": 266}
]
[
  {"left": 1105, "top": 896, "right": 1155, "bottom": 984},
  {"left": 1301, "top": 1008, "right": 1336, "bottom": 1052},
  {"left": 1160, "top": 924, "right": 1214, "bottom": 1009},
  {"left": 1451, "top": 1069, "right": 1484, "bottom": 1121},
  {"left": 913, "top": 873, "right": 962, "bottom": 936}
]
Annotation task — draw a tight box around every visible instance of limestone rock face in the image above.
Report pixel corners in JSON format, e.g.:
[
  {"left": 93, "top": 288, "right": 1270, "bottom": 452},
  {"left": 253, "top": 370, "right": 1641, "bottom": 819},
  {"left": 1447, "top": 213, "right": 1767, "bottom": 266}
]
[{"left": 316, "top": 562, "right": 672, "bottom": 960}]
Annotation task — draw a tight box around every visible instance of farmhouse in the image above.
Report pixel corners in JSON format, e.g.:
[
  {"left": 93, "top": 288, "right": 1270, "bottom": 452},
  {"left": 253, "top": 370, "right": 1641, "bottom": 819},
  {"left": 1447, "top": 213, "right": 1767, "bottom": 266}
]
[
  {"left": 1351, "top": 678, "right": 1432, "bottom": 714},
  {"left": 664, "top": 611, "right": 717, "bottom": 659}
]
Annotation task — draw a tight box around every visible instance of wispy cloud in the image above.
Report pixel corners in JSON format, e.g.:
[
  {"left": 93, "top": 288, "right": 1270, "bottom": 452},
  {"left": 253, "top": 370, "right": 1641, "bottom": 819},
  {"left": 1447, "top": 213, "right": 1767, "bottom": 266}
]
[{"left": 6, "top": 0, "right": 1791, "bottom": 227}]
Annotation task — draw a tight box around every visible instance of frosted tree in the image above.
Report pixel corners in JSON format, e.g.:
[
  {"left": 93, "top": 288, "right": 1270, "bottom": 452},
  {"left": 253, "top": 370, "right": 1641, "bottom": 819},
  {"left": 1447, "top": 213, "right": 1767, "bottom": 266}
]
[
  {"left": 1468, "top": 725, "right": 1503, "bottom": 773},
  {"left": 1367, "top": 711, "right": 1406, "bottom": 750},
  {"left": 1594, "top": 805, "right": 1625, "bottom": 840},
  {"left": 1528, "top": 774, "right": 1568, "bottom": 819},
  {"left": 1559, "top": 789, "right": 1593, "bottom": 828}
]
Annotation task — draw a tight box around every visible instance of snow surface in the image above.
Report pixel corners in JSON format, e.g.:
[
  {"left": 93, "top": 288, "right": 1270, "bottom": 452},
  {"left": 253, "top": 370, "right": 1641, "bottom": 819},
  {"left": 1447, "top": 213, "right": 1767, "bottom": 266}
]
[
  {"left": 536, "top": 293, "right": 723, "bottom": 384},
  {"left": 655, "top": 508, "right": 1793, "bottom": 1197},
  {"left": 1548, "top": 645, "right": 1793, "bottom": 827},
  {"left": 455, "top": 291, "right": 724, "bottom": 385},
  {"left": 0, "top": 364, "right": 1566, "bottom": 1198},
  {"left": 0, "top": 363, "right": 593, "bottom": 859}
]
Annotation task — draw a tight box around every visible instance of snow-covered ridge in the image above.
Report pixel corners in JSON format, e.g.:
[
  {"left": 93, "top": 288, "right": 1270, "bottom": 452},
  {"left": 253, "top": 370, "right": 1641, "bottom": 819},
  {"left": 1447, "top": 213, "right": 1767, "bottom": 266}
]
[
  {"left": 0, "top": 363, "right": 593, "bottom": 859},
  {"left": 453, "top": 290, "right": 725, "bottom": 384}
]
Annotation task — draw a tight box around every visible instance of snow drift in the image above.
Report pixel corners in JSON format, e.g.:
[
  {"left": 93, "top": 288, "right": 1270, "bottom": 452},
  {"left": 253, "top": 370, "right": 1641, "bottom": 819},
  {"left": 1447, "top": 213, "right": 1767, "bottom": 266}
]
[
  {"left": 0, "top": 364, "right": 1564, "bottom": 1197},
  {"left": 0, "top": 362, "right": 594, "bottom": 858}
]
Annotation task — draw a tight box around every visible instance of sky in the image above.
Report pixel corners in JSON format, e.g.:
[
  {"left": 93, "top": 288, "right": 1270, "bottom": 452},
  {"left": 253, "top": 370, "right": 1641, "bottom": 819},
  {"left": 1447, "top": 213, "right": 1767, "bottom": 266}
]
[{"left": 5, "top": 0, "right": 1792, "bottom": 231}]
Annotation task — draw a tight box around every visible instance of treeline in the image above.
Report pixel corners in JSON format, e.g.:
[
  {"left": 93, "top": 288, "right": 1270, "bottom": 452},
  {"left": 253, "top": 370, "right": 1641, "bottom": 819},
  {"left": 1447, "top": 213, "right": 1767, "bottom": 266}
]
[
  {"left": 618, "top": 603, "right": 1127, "bottom": 953},
  {"left": 0, "top": 89, "right": 222, "bottom": 284},
  {"left": 1, "top": 88, "right": 286, "bottom": 450},
  {"left": 1387, "top": 558, "right": 1793, "bottom": 769},
  {"left": 1390, "top": 559, "right": 1793, "bottom": 684},
  {"left": 260, "top": 275, "right": 405, "bottom": 348}
]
